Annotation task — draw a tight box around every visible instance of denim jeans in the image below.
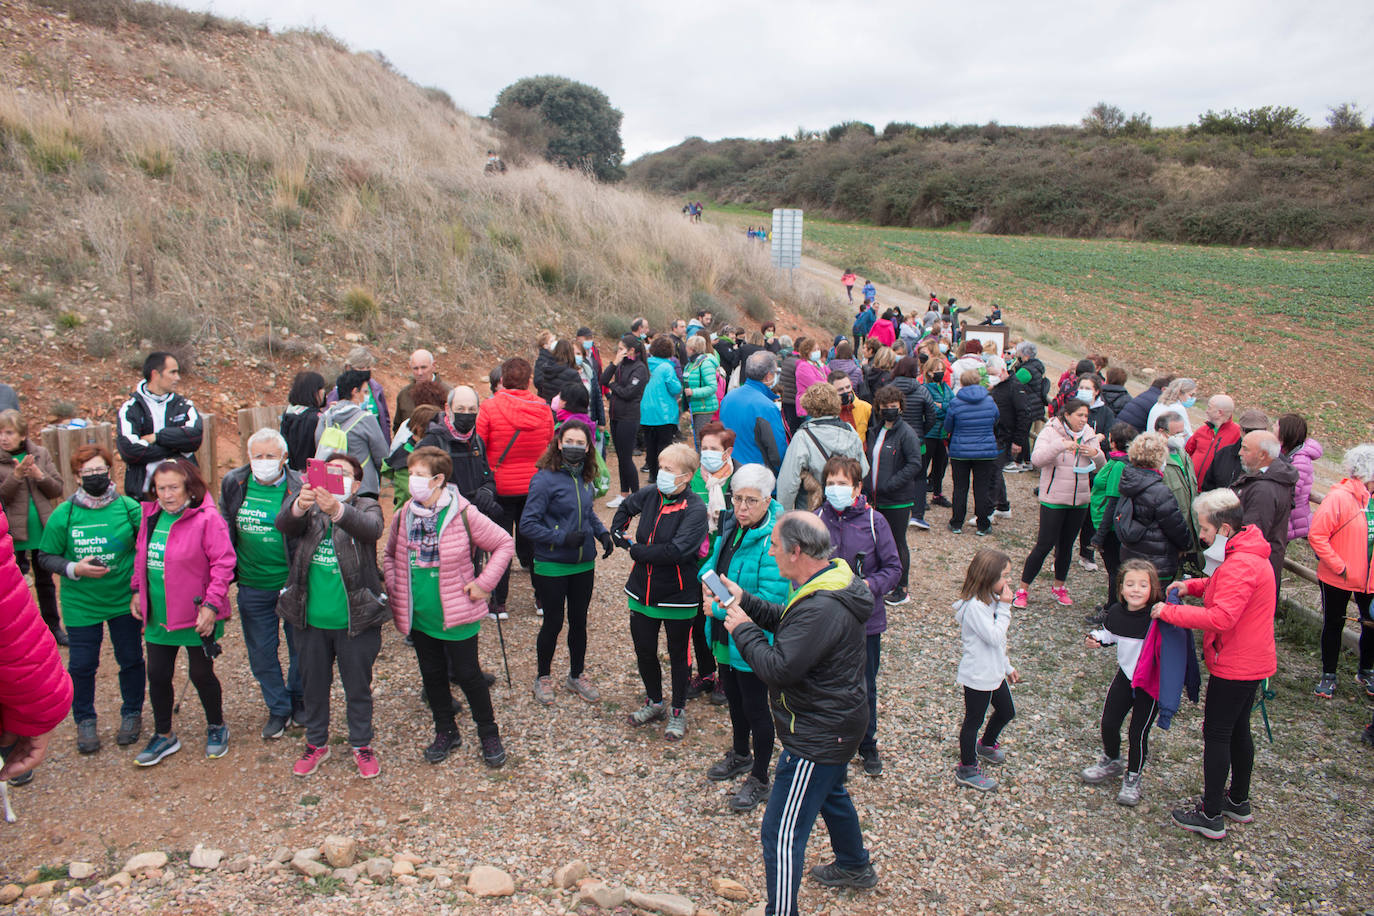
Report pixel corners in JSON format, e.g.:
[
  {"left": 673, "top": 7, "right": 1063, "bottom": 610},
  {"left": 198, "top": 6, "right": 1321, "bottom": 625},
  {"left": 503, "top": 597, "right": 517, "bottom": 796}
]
[
  {"left": 67, "top": 614, "right": 145, "bottom": 722},
  {"left": 761, "top": 749, "right": 870, "bottom": 916},
  {"left": 237, "top": 585, "right": 300, "bottom": 718}
]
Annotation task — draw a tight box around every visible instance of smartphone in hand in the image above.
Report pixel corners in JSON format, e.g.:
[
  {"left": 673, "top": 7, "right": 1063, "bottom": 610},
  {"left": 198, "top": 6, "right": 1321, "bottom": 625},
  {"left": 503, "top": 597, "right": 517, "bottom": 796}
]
[{"left": 701, "top": 570, "right": 735, "bottom": 607}]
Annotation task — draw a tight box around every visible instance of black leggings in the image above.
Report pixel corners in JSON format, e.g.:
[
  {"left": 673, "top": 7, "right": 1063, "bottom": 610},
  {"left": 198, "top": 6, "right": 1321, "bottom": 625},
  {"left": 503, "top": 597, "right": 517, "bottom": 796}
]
[
  {"left": 533, "top": 569, "right": 594, "bottom": 678},
  {"left": 1100, "top": 669, "right": 1159, "bottom": 774},
  {"left": 721, "top": 666, "right": 774, "bottom": 784},
  {"left": 923, "top": 438, "right": 949, "bottom": 496},
  {"left": 412, "top": 630, "right": 497, "bottom": 738},
  {"left": 611, "top": 418, "right": 640, "bottom": 494},
  {"left": 629, "top": 611, "right": 692, "bottom": 709},
  {"left": 1201, "top": 676, "right": 1258, "bottom": 817},
  {"left": 14, "top": 550, "right": 58, "bottom": 632},
  {"left": 146, "top": 642, "right": 222, "bottom": 736},
  {"left": 960, "top": 681, "right": 1015, "bottom": 766},
  {"left": 949, "top": 458, "right": 995, "bottom": 532},
  {"left": 1021, "top": 504, "right": 1089, "bottom": 585},
  {"left": 642, "top": 424, "right": 679, "bottom": 480},
  {"left": 876, "top": 506, "right": 911, "bottom": 590},
  {"left": 689, "top": 600, "right": 717, "bottom": 679},
  {"left": 1319, "top": 581, "right": 1374, "bottom": 674},
  {"left": 492, "top": 493, "right": 532, "bottom": 608},
  {"left": 1100, "top": 530, "right": 1122, "bottom": 606}
]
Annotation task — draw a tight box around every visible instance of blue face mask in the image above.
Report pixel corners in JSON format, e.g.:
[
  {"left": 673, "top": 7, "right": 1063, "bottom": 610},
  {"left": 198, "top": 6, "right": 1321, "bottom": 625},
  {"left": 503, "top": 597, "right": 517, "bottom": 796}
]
[
  {"left": 824, "top": 484, "right": 854, "bottom": 511},
  {"left": 656, "top": 469, "right": 680, "bottom": 496},
  {"left": 700, "top": 450, "right": 725, "bottom": 473},
  {"left": 581, "top": 339, "right": 593, "bottom": 351},
  {"left": 1182, "top": 396, "right": 1197, "bottom": 408}
]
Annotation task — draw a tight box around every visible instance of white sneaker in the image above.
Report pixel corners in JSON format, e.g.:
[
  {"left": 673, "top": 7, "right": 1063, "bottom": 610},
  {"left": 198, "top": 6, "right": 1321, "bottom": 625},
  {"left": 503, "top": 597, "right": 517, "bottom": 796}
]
[
  {"left": 1078, "top": 556, "right": 1098, "bottom": 571},
  {"left": 992, "top": 509, "right": 1012, "bottom": 519},
  {"left": 1004, "top": 463, "right": 1023, "bottom": 474},
  {"left": 497, "top": 611, "right": 509, "bottom": 620},
  {"left": 606, "top": 495, "right": 625, "bottom": 508},
  {"left": 535, "top": 606, "right": 544, "bottom": 617}
]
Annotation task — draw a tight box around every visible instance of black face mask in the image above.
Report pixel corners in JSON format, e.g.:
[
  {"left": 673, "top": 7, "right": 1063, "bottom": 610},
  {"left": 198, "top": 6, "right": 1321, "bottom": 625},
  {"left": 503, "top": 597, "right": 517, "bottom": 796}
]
[
  {"left": 81, "top": 472, "right": 110, "bottom": 496},
  {"left": 561, "top": 444, "right": 587, "bottom": 466},
  {"left": 840, "top": 392, "right": 855, "bottom": 406},
  {"left": 450, "top": 412, "right": 476, "bottom": 434},
  {"left": 881, "top": 408, "right": 901, "bottom": 423}
]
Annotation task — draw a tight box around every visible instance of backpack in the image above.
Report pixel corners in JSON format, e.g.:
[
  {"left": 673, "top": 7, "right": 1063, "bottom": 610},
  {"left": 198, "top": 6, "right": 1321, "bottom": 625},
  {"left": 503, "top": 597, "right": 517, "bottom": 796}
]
[
  {"left": 796, "top": 427, "right": 833, "bottom": 511},
  {"left": 589, "top": 447, "right": 611, "bottom": 498},
  {"left": 1112, "top": 493, "right": 1146, "bottom": 547},
  {"left": 317, "top": 411, "right": 369, "bottom": 465},
  {"left": 715, "top": 366, "right": 728, "bottom": 404}
]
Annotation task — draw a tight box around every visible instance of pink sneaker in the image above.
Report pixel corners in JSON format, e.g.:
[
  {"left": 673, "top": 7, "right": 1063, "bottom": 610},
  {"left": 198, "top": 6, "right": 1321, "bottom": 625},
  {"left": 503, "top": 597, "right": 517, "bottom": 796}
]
[
  {"left": 1050, "top": 586, "right": 1073, "bottom": 606},
  {"left": 1011, "top": 588, "right": 1028, "bottom": 609},
  {"left": 292, "top": 743, "right": 330, "bottom": 777},
  {"left": 352, "top": 745, "right": 380, "bottom": 779}
]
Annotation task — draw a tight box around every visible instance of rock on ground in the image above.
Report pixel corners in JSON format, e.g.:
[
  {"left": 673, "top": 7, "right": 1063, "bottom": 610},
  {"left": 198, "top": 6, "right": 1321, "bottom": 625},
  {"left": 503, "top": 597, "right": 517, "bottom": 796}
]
[{"left": 466, "top": 865, "right": 515, "bottom": 897}]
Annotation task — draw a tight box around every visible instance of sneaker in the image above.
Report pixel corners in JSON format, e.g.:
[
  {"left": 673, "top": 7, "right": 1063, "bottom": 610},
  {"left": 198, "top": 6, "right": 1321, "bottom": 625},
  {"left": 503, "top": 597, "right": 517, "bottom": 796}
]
[
  {"left": 975, "top": 527, "right": 992, "bottom": 537},
  {"left": 729, "top": 775, "right": 770, "bottom": 811},
  {"left": 1356, "top": 668, "right": 1374, "bottom": 692},
  {"left": 954, "top": 763, "right": 997, "bottom": 791},
  {"left": 859, "top": 747, "right": 883, "bottom": 776},
  {"left": 947, "top": 524, "right": 963, "bottom": 534},
  {"left": 205, "top": 724, "right": 230, "bottom": 759},
  {"left": 7, "top": 770, "right": 33, "bottom": 787},
  {"left": 909, "top": 517, "right": 931, "bottom": 530},
  {"left": 709, "top": 681, "right": 728, "bottom": 706},
  {"left": 707, "top": 749, "right": 754, "bottom": 781},
  {"left": 134, "top": 733, "right": 181, "bottom": 767},
  {"left": 930, "top": 494, "right": 952, "bottom": 508},
  {"left": 533, "top": 675, "right": 556, "bottom": 706},
  {"left": 535, "top": 605, "right": 544, "bottom": 618},
  {"left": 992, "top": 508, "right": 1012, "bottom": 518},
  {"left": 497, "top": 609, "right": 509, "bottom": 621},
  {"left": 293, "top": 743, "right": 330, "bottom": 776},
  {"left": 1220, "top": 794, "right": 1253, "bottom": 823},
  {"left": 1314, "top": 673, "right": 1336, "bottom": 699},
  {"left": 1081, "top": 754, "right": 1125, "bottom": 784},
  {"left": 1171, "top": 802, "right": 1226, "bottom": 840},
  {"left": 627, "top": 700, "right": 666, "bottom": 727},
  {"left": 565, "top": 674, "right": 600, "bottom": 703},
  {"left": 290, "top": 703, "right": 306, "bottom": 730},
  {"left": 116, "top": 713, "right": 142, "bottom": 746},
  {"left": 1004, "top": 463, "right": 1023, "bottom": 474},
  {"left": 1117, "top": 772, "right": 1143, "bottom": 806},
  {"left": 424, "top": 730, "right": 461, "bottom": 763},
  {"left": 76, "top": 718, "right": 100, "bottom": 755},
  {"left": 1011, "top": 588, "right": 1028, "bottom": 609},
  {"left": 809, "top": 861, "right": 878, "bottom": 889},
  {"left": 352, "top": 745, "right": 380, "bottom": 779},
  {"left": 261, "top": 714, "right": 289, "bottom": 741},
  {"left": 664, "top": 707, "right": 686, "bottom": 740},
  {"left": 884, "top": 588, "right": 909, "bottom": 606},
  {"left": 486, "top": 604, "right": 504, "bottom": 622},
  {"left": 403, "top": 633, "right": 414, "bottom": 647},
  {"left": 51, "top": 628, "right": 69, "bottom": 647},
  {"left": 975, "top": 741, "right": 1006, "bottom": 765},
  {"left": 1050, "top": 585, "right": 1073, "bottom": 607},
  {"left": 1078, "top": 555, "right": 1098, "bottom": 571},
  {"left": 1083, "top": 605, "right": 1109, "bottom": 627},
  {"left": 480, "top": 734, "right": 507, "bottom": 768},
  {"left": 605, "top": 495, "right": 626, "bottom": 509},
  {"left": 685, "top": 673, "right": 713, "bottom": 700}
]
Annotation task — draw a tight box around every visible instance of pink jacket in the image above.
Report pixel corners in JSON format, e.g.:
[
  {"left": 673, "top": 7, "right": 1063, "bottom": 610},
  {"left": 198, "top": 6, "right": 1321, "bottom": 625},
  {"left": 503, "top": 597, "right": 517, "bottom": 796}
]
[
  {"left": 0, "top": 512, "right": 72, "bottom": 736},
  {"left": 1285, "top": 438, "right": 1323, "bottom": 540},
  {"left": 1308, "top": 477, "right": 1374, "bottom": 594},
  {"left": 869, "top": 319, "right": 896, "bottom": 347},
  {"left": 794, "top": 360, "right": 829, "bottom": 417},
  {"left": 1030, "top": 418, "right": 1105, "bottom": 507},
  {"left": 383, "top": 488, "right": 515, "bottom": 634},
  {"left": 132, "top": 498, "right": 236, "bottom": 630}
]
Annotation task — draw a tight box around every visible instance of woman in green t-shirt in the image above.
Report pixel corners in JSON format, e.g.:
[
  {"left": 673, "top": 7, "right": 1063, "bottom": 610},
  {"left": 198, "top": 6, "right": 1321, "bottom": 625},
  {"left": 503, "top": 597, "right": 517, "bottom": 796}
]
[
  {"left": 0, "top": 408, "right": 65, "bottom": 643},
  {"left": 37, "top": 444, "right": 144, "bottom": 755}
]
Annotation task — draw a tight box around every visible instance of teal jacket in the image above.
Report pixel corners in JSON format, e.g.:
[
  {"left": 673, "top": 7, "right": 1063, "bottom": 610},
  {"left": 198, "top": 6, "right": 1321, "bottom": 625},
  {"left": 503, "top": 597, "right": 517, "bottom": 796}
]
[
  {"left": 684, "top": 352, "right": 721, "bottom": 415},
  {"left": 641, "top": 356, "right": 683, "bottom": 427},
  {"left": 702, "top": 500, "right": 786, "bottom": 671}
]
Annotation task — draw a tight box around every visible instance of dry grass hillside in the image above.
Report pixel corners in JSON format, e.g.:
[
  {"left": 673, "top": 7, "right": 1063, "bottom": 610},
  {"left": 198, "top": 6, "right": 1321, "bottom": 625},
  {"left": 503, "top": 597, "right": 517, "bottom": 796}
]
[{"left": 0, "top": 0, "right": 824, "bottom": 428}]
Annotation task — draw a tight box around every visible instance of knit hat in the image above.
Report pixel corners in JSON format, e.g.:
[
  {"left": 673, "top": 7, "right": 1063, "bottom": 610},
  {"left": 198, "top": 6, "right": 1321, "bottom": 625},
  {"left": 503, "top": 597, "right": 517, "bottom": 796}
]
[{"left": 1237, "top": 409, "right": 1270, "bottom": 432}]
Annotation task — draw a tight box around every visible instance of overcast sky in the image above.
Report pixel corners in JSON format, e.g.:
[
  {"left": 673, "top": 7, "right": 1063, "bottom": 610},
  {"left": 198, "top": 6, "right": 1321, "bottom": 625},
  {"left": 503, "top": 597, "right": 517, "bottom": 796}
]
[{"left": 186, "top": 0, "right": 1374, "bottom": 160}]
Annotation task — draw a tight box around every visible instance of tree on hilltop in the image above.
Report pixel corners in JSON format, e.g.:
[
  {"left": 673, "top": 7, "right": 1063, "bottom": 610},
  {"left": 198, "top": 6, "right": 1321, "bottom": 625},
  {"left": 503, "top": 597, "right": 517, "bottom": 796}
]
[
  {"left": 491, "top": 76, "right": 625, "bottom": 182},
  {"left": 1326, "top": 102, "right": 1366, "bottom": 133}
]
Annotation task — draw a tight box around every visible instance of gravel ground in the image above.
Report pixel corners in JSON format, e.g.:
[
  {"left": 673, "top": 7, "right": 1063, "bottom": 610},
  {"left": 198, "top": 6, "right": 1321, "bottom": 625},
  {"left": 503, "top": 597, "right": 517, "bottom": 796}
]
[{"left": 1, "top": 467, "right": 1371, "bottom": 915}]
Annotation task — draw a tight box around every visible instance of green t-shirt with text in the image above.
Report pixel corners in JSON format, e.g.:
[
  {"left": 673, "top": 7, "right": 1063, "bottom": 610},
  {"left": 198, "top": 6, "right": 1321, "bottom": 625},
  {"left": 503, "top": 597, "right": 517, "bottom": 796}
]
[
  {"left": 306, "top": 522, "right": 350, "bottom": 630},
  {"left": 234, "top": 477, "right": 289, "bottom": 590},
  {"left": 37, "top": 497, "right": 139, "bottom": 627}
]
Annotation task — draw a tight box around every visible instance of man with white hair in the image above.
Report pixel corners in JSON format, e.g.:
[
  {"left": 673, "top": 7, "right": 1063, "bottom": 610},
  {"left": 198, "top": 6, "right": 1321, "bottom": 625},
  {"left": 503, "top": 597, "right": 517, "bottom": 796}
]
[
  {"left": 1232, "top": 430, "right": 1298, "bottom": 596},
  {"left": 417, "top": 386, "right": 501, "bottom": 526},
  {"left": 220, "top": 428, "right": 304, "bottom": 738},
  {"left": 1186, "top": 395, "right": 1241, "bottom": 490},
  {"left": 394, "top": 349, "right": 450, "bottom": 433}
]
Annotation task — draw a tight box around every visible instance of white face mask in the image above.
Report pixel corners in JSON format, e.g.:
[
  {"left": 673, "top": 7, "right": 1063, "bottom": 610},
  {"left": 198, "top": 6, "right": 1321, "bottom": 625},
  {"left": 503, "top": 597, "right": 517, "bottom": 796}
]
[
  {"left": 1077, "top": 389, "right": 1095, "bottom": 402},
  {"left": 809, "top": 350, "right": 821, "bottom": 362},
  {"left": 339, "top": 477, "right": 354, "bottom": 499},
  {"left": 250, "top": 458, "right": 283, "bottom": 483}
]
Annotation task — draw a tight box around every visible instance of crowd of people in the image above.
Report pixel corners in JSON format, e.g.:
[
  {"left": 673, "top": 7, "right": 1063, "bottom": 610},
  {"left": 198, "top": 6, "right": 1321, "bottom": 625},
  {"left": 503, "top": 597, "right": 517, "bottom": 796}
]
[{"left": 0, "top": 286, "right": 1370, "bottom": 915}]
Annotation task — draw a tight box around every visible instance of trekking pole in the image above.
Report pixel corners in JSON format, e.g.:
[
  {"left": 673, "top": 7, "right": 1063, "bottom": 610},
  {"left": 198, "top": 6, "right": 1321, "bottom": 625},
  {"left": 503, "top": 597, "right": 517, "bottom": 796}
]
[
  {"left": 494, "top": 614, "right": 512, "bottom": 688},
  {"left": 174, "top": 597, "right": 204, "bottom": 713}
]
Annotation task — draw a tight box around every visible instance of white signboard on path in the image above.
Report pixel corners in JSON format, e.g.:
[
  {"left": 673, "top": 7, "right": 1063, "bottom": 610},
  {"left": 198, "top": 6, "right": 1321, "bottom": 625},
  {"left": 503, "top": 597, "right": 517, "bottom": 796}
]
[{"left": 770, "top": 208, "right": 802, "bottom": 275}]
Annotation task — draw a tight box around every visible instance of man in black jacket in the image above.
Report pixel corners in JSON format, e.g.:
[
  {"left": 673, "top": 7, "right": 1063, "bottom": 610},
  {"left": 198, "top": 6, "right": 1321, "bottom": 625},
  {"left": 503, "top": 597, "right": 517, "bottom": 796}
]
[
  {"left": 722, "top": 512, "right": 878, "bottom": 913},
  {"left": 116, "top": 352, "right": 203, "bottom": 496},
  {"left": 417, "top": 386, "right": 501, "bottom": 525},
  {"left": 1233, "top": 430, "right": 1299, "bottom": 601},
  {"left": 989, "top": 358, "right": 1032, "bottom": 516}
]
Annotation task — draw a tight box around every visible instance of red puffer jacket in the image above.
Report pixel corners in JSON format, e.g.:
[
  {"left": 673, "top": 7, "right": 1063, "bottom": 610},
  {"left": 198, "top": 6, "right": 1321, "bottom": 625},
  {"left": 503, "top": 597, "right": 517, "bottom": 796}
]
[
  {"left": 476, "top": 389, "right": 555, "bottom": 497},
  {"left": 0, "top": 512, "right": 73, "bottom": 737},
  {"left": 1157, "top": 524, "right": 1277, "bottom": 680}
]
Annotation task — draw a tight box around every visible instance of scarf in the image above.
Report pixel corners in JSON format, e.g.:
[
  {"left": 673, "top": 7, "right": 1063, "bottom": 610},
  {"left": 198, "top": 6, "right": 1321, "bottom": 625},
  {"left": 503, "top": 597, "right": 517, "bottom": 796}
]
[
  {"left": 407, "top": 487, "right": 454, "bottom": 567},
  {"left": 445, "top": 415, "right": 474, "bottom": 443},
  {"left": 72, "top": 482, "right": 119, "bottom": 511},
  {"left": 703, "top": 470, "right": 729, "bottom": 532}
]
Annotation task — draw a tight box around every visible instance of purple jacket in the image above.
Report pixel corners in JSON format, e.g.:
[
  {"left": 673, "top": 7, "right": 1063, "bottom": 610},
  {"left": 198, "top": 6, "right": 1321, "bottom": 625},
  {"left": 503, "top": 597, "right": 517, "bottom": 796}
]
[
  {"left": 1286, "top": 438, "right": 1323, "bottom": 540},
  {"left": 816, "top": 496, "right": 901, "bottom": 635},
  {"left": 132, "top": 498, "right": 236, "bottom": 630}
]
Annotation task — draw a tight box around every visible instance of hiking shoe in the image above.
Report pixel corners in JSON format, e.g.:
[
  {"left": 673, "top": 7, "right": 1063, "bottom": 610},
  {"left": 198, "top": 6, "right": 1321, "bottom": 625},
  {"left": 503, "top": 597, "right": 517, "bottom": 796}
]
[
  {"left": 909, "top": 517, "right": 931, "bottom": 530},
  {"left": 76, "top": 719, "right": 100, "bottom": 755},
  {"left": 292, "top": 743, "right": 330, "bottom": 777},
  {"left": 1220, "top": 795, "right": 1253, "bottom": 823},
  {"left": 261, "top": 714, "right": 289, "bottom": 740},
  {"left": 1050, "top": 585, "right": 1073, "bottom": 606},
  {"left": 859, "top": 747, "right": 883, "bottom": 776},
  {"left": 992, "top": 508, "right": 1012, "bottom": 518},
  {"left": 1117, "top": 772, "right": 1143, "bottom": 807},
  {"left": 628, "top": 700, "right": 666, "bottom": 727},
  {"left": 352, "top": 745, "right": 380, "bottom": 779},
  {"left": 1083, "top": 605, "right": 1109, "bottom": 627},
  {"left": 947, "top": 524, "right": 963, "bottom": 534},
  {"left": 930, "top": 494, "right": 952, "bottom": 508},
  {"left": 403, "top": 633, "right": 414, "bottom": 647},
  {"left": 605, "top": 495, "right": 625, "bottom": 509},
  {"left": 975, "top": 526, "right": 992, "bottom": 537},
  {"left": 116, "top": 713, "right": 142, "bottom": 746},
  {"left": 809, "top": 861, "right": 878, "bottom": 889},
  {"left": 729, "top": 775, "right": 770, "bottom": 811},
  {"left": 707, "top": 749, "right": 753, "bottom": 782},
  {"left": 424, "top": 731, "right": 461, "bottom": 764},
  {"left": 205, "top": 724, "right": 230, "bottom": 759},
  {"left": 955, "top": 763, "right": 996, "bottom": 791},
  {"left": 533, "top": 675, "right": 556, "bottom": 706},
  {"left": 7, "top": 770, "right": 33, "bottom": 787},
  {"left": 1011, "top": 588, "right": 1028, "bottom": 609},
  {"left": 1081, "top": 754, "right": 1124, "bottom": 784},
  {"left": 976, "top": 741, "right": 1006, "bottom": 765},
  {"left": 1314, "top": 673, "right": 1336, "bottom": 699},
  {"left": 1078, "top": 555, "right": 1098, "bottom": 571},
  {"left": 709, "top": 681, "right": 728, "bottom": 706},
  {"left": 135, "top": 733, "right": 181, "bottom": 767},
  {"left": 884, "top": 588, "right": 909, "bottom": 606},
  {"left": 685, "top": 673, "right": 714, "bottom": 700},
  {"left": 1172, "top": 802, "right": 1226, "bottom": 840},
  {"left": 480, "top": 734, "right": 507, "bottom": 768},
  {"left": 565, "top": 674, "right": 600, "bottom": 703},
  {"left": 664, "top": 707, "right": 686, "bottom": 740},
  {"left": 1356, "top": 668, "right": 1374, "bottom": 690}
]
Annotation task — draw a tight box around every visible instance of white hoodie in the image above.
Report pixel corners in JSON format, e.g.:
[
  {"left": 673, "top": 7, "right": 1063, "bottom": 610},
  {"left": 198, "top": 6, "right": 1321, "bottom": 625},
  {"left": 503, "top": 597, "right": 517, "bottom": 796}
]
[{"left": 954, "top": 596, "right": 1014, "bottom": 691}]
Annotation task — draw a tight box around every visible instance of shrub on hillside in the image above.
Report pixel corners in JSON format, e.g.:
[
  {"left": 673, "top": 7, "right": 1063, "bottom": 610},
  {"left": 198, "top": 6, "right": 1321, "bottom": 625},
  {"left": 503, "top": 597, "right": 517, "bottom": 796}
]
[{"left": 340, "top": 287, "right": 378, "bottom": 322}]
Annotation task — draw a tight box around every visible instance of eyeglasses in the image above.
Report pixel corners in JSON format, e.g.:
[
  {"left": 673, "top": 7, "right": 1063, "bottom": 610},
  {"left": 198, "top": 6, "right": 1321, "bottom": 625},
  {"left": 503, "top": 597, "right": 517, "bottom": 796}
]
[{"left": 731, "top": 495, "right": 762, "bottom": 507}]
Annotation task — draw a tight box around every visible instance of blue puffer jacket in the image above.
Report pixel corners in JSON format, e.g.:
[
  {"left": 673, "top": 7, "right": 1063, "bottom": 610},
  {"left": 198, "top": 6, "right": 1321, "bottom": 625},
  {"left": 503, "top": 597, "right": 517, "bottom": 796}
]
[
  {"left": 640, "top": 356, "right": 683, "bottom": 426},
  {"left": 703, "top": 500, "right": 787, "bottom": 671},
  {"left": 519, "top": 466, "right": 610, "bottom": 565},
  {"left": 942, "top": 384, "right": 1001, "bottom": 460}
]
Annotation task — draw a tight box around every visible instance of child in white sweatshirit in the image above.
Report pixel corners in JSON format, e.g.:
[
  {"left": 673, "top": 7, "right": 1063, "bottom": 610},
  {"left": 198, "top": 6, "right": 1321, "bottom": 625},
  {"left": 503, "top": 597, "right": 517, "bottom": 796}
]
[{"left": 953, "top": 548, "right": 1019, "bottom": 791}]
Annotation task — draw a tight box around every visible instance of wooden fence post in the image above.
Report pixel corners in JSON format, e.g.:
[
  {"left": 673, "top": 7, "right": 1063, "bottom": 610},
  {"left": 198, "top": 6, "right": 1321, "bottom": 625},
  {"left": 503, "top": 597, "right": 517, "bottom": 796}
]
[
  {"left": 39, "top": 423, "right": 116, "bottom": 497},
  {"left": 237, "top": 406, "right": 287, "bottom": 463},
  {"left": 194, "top": 414, "right": 218, "bottom": 493}
]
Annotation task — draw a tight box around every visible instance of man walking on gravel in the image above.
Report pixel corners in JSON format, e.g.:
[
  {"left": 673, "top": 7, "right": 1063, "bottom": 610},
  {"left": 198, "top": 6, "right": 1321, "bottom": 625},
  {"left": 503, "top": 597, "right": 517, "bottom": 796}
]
[{"left": 721, "top": 511, "right": 877, "bottom": 915}]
